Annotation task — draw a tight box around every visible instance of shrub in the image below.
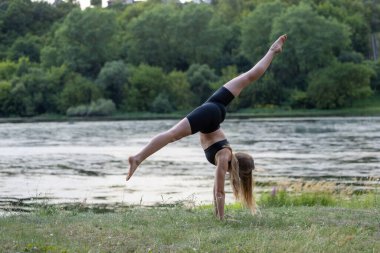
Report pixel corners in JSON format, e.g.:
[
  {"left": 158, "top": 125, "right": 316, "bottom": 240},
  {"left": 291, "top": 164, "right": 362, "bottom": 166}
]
[
  {"left": 307, "top": 62, "right": 374, "bottom": 109},
  {"left": 150, "top": 93, "right": 174, "bottom": 113},
  {"left": 66, "top": 99, "right": 115, "bottom": 117}
]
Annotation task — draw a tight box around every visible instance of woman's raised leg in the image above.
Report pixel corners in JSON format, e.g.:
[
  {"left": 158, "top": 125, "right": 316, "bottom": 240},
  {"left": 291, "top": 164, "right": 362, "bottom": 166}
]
[
  {"left": 224, "top": 34, "right": 287, "bottom": 97},
  {"left": 127, "top": 118, "right": 192, "bottom": 181}
]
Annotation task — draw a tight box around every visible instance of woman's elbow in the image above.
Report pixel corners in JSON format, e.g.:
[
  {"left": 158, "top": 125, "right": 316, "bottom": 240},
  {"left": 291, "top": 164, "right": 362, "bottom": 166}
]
[{"left": 215, "top": 191, "right": 225, "bottom": 199}]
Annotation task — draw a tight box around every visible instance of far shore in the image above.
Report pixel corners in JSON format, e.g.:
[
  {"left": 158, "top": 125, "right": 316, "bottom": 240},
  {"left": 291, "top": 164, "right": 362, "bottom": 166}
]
[{"left": 1, "top": 106, "right": 380, "bottom": 124}]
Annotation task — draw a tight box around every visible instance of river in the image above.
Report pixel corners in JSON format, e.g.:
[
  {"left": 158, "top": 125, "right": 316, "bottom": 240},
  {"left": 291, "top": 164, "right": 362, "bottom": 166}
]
[{"left": 0, "top": 117, "right": 379, "bottom": 211}]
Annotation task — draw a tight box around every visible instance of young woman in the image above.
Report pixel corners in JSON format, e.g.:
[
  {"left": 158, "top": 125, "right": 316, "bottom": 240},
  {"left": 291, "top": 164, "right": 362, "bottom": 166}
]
[{"left": 127, "top": 34, "right": 287, "bottom": 220}]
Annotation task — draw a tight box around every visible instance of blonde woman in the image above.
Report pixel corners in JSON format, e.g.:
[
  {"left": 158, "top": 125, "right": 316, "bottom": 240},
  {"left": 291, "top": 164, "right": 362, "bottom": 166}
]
[{"left": 127, "top": 35, "right": 287, "bottom": 220}]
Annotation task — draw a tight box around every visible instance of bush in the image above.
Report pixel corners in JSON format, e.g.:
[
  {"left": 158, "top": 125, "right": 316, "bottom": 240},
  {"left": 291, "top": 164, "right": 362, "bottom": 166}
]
[
  {"left": 150, "top": 93, "right": 174, "bottom": 113},
  {"left": 66, "top": 99, "right": 116, "bottom": 117},
  {"left": 59, "top": 74, "right": 102, "bottom": 112},
  {"left": 307, "top": 62, "right": 374, "bottom": 109},
  {"left": 88, "top": 98, "right": 116, "bottom": 116},
  {"left": 289, "top": 89, "right": 312, "bottom": 109}
]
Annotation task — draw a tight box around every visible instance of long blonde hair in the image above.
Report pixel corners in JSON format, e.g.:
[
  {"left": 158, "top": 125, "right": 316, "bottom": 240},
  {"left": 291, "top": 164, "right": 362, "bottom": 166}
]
[{"left": 228, "top": 150, "right": 256, "bottom": 214}]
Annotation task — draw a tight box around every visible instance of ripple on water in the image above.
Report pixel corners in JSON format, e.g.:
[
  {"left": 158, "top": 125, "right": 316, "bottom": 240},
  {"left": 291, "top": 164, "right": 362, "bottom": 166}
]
[{"left": 0, "top": 117, "right": 379, "bottom": 207}]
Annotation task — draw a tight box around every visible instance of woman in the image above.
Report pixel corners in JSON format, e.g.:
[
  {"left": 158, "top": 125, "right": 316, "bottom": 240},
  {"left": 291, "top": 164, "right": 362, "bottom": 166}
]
[{"left": 127, "top": 35, "right": 287, "bottom": 220}]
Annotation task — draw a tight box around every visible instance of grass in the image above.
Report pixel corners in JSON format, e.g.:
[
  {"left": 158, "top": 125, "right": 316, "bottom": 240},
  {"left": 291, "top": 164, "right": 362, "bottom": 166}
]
[{"left": 1, "top": 192, "right": 379, "bottom": 253}]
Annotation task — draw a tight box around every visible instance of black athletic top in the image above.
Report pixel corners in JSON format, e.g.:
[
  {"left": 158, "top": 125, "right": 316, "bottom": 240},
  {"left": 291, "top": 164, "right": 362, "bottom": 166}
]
[{"left": 204, "top": 139, "right": 230, "bottom": 165}]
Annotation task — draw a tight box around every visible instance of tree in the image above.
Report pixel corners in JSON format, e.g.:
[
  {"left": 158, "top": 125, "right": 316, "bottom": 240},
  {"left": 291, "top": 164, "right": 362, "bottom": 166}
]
[
  {"left": 176, "top": 3, "right": 227, "bottom": 69},
  {"left": 0, "top": 60, "right": 18, "bottom": 80},
  {"left": 166, "top": 70, "right": 192, "bottom": 110},
  {"left": 96, "top": 60, "right": 129, "bottom": 108},
  {"left": 241, "top": 1, "right": 286, "bottom": 64},
  {"left": 0, "top": 80, "right": 11, "bottom": 116},
  {"left": 125, "top": 4, "right": 180, "bottom": 71},
  {"left": 316, "top": 0, "right": 371, "bottom": 57},
  {"left": 186, "top": 64, "right": 217, "bottom": 105},
  {"left": 8, "top": 35, "right": 41, "bottom": 62},
  {"left": 307, "top": 62, "right": 374, "bottom": 109},
  {"left": 1, "top": 0, "right": 33, "bottom": 37},
  {"left": 271, "top": 3, "right": 351, "bottom": 90},
  {"left": 43, "top": 8, "right": 120, "bottom": 78},
  {"left": 59, "top": 73, "right": 102, "bottom": 111},
  {"left": 125, "top": 64, "right": 168, "bottom": 111}
]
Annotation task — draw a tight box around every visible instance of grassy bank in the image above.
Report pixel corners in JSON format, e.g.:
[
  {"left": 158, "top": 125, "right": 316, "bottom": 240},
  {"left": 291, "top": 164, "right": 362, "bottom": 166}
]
[
  {"left": 1, "top": 95, "right": 380, "bottom": 124},
  {"left": 1, "top": 192, "right": 379, "bottom": 253}
]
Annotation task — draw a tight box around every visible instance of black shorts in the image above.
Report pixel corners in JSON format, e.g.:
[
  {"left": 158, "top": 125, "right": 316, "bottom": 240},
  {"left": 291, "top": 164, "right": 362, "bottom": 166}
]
[{"left": 186, "top": 86, "right": 234, "bottom": 134}]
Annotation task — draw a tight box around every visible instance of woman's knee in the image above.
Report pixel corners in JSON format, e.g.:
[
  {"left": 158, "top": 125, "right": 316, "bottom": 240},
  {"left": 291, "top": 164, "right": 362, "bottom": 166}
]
[{"left": 165, "top": 128, "right": 184, "bottom": 143}]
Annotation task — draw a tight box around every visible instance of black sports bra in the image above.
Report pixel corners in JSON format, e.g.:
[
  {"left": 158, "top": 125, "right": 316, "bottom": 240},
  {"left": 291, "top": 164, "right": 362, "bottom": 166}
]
[{"left": 204, "top": 139, "right": 230, "bottom": 165}]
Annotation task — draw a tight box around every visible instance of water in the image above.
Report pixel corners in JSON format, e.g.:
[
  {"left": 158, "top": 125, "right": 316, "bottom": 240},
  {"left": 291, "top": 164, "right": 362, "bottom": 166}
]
[{"left": 0, "top": 117, "right": 379, "bottom": 210}]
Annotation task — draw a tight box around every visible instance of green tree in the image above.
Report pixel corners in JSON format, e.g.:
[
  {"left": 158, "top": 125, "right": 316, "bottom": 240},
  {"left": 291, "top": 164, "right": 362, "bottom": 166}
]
[
  {"left": 186, "top": 64, "right": 217, "bottom": 105},
  {"left": 43, "top": 8, "right": 120, "bottom": 78},
  {"left": 150, "top": 93, "right": 174, "bottom": 113},
  {"left": 0, "top": 60, "right": 18, "bottom": 80},
  {"left": 96, "top": 60, "right": 129, "bottom": 108},
  {"left": 8, "top": 35, "right": 41, "bottom": 62},
  {"left": 125, "top": 4, "right": 179, "bottom": 71},
  {"left": 316, "top": 0, "right": 370, "bottom": 57},
  {"left": 307, "top": 62, "right": 374, "bottom": 109},
  {"left": 241, "top": 1, "right": 285, "bottom": 64},
  {"left": 126, "top": 64, "right": 168, "bottom": 111},
  {"left": 0, "top": 80, "right": 11, "bottom": 116},
  {"left": 1, "top": 0, "right": 33, "bottom": 37},
  {"left": 176, "top": 4, "right": 227, "bottom": 69},
  {"left": 250, "top": 72, "right": 286, "bottom": 107},
  {"left": 271, "top": 3, "right": 351, "bottom": 89},
  {"left": 59, "top": 73, "right": 102, "bottom": 111},
  {"left": 166, "top": 70, "right": 192, "bottom": 111}
]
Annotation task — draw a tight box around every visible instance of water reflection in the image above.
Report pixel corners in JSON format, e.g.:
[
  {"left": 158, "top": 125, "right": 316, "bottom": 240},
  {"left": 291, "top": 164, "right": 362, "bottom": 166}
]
[{"left": 0, "top": 117, "right": 379, "bottom": 210}]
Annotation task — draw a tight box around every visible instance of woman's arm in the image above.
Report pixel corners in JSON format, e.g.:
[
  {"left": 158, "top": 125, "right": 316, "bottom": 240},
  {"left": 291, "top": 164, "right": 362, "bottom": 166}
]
[{"left": 214, "top": 149, "right": 230, "bottom": 220}]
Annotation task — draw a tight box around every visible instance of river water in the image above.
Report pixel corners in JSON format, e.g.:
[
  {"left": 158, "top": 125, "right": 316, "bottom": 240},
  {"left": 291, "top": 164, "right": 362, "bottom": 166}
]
[{"left": 0, "top": 117, "right": 379, "bottom": 210}]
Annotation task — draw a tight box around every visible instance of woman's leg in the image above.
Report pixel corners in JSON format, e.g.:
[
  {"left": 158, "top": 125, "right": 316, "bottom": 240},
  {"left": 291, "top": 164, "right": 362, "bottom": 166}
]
[
  {"left": 224, "top": 34, "right": 287, "bottom": 97},
  {"left": 127, "top": 118, "right": 192, "bottom": 181}
]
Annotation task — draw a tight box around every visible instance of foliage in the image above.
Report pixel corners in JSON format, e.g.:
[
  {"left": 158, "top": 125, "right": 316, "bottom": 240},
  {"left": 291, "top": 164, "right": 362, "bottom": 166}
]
[
  {"left": 42, "top": 8, "right": 120, "bottom": 78},
  {"left": 307, "top": 62, "right": 374, "bottom": 109},
  {"left": 66, "top": 98, "right": 116, "bottom": 117},
  {"left": 241, "top": 1, "right": 286, "bottom": 64},
  {"left": 186, "top": 64, "right": 217, "bottom": 105},
  {"left": 166, "top": 70, "right": 192, "bottom": 111},
  {"left": 125, "top": 64, "right": 168, "bottom": 111},
  {"left": 271, "top": 2, "right": 351, "bottom": 90},
  {"left": 0, "top": 81, "right": 11, "bottom": 116},
  {"left": 125, "top": 4, "right": 180, "bottom": 71},
  {"left": 0, "top": 60, "right": 18, "bottom": 80},
  {"left": 59, "top": 73, "right": 102, "bottom": 112},
  {"left": 96, "top": 60, "right": 129, "bottom": 108},
  {"left": 150, "top": 93, "right": 174, "bottom": 113},
  {"left": 0, "top": 0, "right": 379, "bottom": 117},
  {"left": 8, "top": 34, "right": 41, "bottom": 62}
]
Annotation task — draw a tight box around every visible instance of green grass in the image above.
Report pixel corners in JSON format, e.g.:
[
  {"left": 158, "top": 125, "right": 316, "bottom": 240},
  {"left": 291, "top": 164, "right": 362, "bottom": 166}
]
[{"left": 1, "top": 193, "right": 379, "bottom": 253}]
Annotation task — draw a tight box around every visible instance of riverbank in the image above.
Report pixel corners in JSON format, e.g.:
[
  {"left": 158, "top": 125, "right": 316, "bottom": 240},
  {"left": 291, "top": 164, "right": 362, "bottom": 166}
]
[
  {"left": 1, "top": 95, "right": 380, "bottom": 124},
  {"left": 1, "top": 107, "right": 380, "bottom": 124},
  {"left": 1, "top": 192, "right": 379, "bottom": 252}
]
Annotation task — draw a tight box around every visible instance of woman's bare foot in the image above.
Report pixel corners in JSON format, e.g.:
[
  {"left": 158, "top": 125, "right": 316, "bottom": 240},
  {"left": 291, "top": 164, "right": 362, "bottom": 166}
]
[
  {"left": 270, "top": 34, "right": 287, "bottom": 54},
  {"left": 126, "top": 156, "right": 140, "bottom": 181}
]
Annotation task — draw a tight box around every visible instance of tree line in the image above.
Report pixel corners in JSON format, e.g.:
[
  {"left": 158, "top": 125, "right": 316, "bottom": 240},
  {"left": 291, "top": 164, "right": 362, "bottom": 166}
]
[{"left": 0, "top": 0, "right": 379, "bottom": 117}]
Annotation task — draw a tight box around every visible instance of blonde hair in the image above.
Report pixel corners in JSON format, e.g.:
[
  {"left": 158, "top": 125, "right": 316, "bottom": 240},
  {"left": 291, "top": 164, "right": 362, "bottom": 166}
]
[{"left": 227, "top": 149, "right": 256, "bottom": 214}]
